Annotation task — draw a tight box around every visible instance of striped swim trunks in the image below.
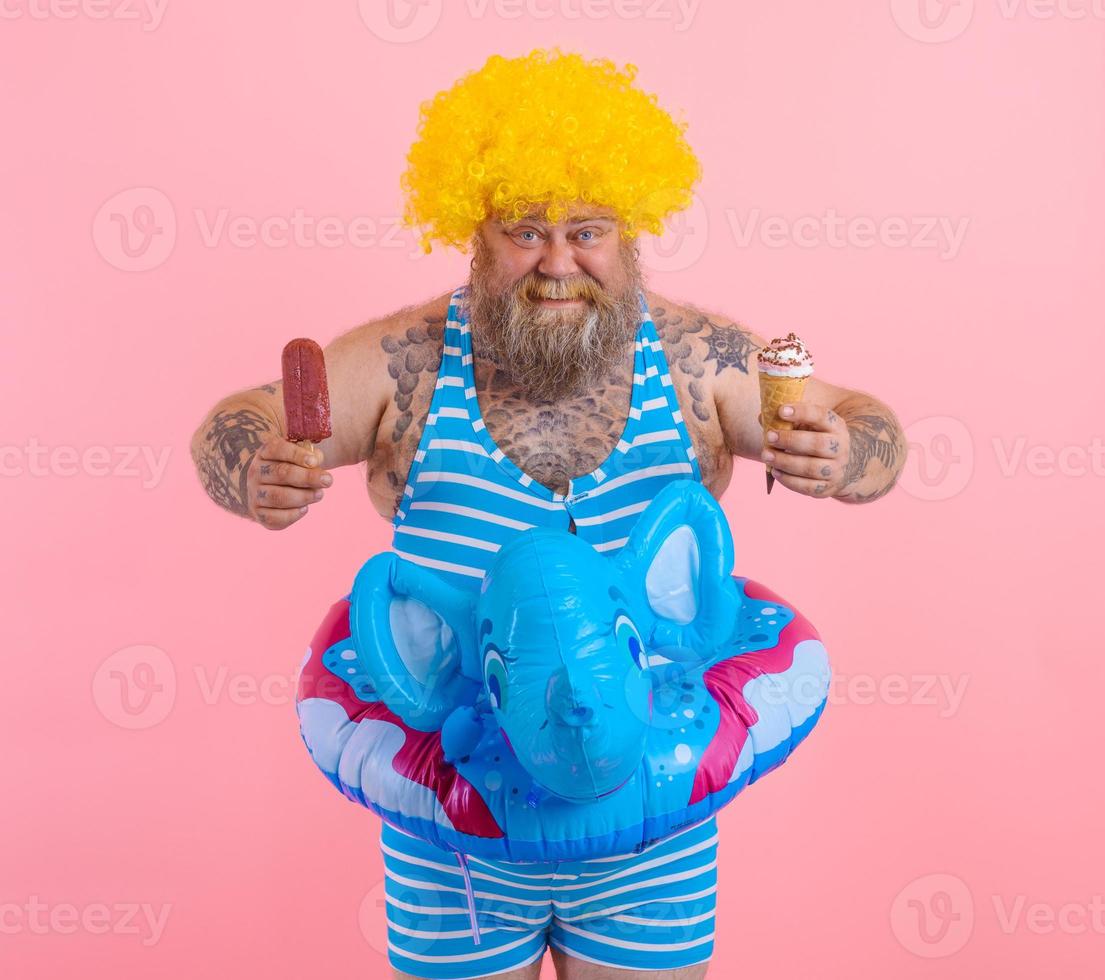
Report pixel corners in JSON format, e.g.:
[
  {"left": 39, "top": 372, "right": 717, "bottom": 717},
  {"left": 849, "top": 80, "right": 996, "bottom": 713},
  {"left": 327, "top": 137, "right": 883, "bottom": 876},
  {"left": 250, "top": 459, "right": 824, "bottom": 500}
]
[{"left": 381, "top": 816, "right": 718, "bottom": 979}]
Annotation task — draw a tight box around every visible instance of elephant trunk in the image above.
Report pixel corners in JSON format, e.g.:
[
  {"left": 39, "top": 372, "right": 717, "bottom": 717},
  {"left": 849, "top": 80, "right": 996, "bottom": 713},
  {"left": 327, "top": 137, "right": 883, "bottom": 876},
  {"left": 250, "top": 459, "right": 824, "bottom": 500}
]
[{"left": 546, "top": 667, "right": 601, "bottom": 731}]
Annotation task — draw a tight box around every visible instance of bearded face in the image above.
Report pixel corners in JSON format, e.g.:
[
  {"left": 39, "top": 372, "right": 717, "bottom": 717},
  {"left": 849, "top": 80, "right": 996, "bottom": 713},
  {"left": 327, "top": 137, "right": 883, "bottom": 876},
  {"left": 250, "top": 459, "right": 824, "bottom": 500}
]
[{"left": 466, "top": 224, "right": 645, "bottom": 402}]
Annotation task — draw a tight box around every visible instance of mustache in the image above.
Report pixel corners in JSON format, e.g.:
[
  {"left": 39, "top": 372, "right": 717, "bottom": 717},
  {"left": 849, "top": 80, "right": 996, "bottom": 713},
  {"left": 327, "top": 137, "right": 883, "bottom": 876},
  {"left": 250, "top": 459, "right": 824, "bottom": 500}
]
[{"left": 518, "top": 273, "right": 609, "bottom": 306}]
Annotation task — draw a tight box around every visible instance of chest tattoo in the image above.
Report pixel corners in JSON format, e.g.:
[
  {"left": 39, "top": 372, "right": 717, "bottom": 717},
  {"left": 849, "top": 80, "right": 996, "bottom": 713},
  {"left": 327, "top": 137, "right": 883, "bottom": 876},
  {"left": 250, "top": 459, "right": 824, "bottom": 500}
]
[{"left": 474, "top": 359, "right": 633, "bottom": 495}]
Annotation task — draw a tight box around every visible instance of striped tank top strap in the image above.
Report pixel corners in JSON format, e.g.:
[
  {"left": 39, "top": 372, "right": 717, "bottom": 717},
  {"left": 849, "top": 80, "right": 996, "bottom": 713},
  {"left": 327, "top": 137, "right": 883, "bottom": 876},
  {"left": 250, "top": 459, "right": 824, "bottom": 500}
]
[
  {"left": 392, "top": 287, "right": 470, "bottom": 529},
  {"left": 636, "top": 302, "right": 701, "bottom": 481}
]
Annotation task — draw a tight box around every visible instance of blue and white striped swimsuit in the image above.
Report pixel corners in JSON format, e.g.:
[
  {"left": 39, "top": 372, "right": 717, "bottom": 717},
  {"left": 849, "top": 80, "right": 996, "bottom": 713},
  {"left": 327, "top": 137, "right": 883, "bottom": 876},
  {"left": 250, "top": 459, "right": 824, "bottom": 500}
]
[{"left": 383, "top": 284, "right": 718, "bottom": 977}]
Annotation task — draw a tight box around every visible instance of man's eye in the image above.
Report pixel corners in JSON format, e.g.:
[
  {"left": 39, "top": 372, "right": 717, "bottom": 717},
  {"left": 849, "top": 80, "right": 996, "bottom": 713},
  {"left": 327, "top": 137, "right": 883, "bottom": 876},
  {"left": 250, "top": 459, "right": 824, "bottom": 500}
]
[
  {"left": 517, "top": 230, "right": 538, "bottom": 242},
  {"left": 577, "top": 229, "right": 595, "bottom": 241}
]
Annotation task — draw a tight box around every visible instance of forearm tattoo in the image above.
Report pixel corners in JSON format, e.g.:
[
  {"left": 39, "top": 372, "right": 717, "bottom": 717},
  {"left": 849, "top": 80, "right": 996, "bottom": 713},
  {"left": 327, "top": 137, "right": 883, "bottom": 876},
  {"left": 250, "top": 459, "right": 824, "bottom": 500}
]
[
  {"left": 838, "top": 412, "right": 904, "bottom": 500},
  {"left": 192, "top": 408, "right": 273, "bottom": 515},
  {"left": 380, "top": 314, "right": 445, "bottom": 507}
]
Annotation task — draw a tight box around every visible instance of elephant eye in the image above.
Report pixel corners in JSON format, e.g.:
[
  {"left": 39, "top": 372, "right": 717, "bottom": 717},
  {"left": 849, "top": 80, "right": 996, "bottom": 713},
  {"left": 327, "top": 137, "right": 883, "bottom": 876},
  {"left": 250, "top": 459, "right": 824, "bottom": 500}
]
[
  {"left": 483, "top": 648, "right": 509, "bottom": 711},
  {"left": 614, "top": 613, "right": 646, "bottom": 671}
]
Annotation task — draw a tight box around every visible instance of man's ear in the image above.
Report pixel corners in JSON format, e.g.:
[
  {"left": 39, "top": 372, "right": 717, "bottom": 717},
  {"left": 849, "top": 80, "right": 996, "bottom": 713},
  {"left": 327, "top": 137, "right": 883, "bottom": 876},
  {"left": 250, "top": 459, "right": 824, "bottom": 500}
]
[
  {"left": 613, "top": 480, "right": 741, "bottom": 657},
  {"left": 349, "top": 553, "right": 479, "bottom": 732}
]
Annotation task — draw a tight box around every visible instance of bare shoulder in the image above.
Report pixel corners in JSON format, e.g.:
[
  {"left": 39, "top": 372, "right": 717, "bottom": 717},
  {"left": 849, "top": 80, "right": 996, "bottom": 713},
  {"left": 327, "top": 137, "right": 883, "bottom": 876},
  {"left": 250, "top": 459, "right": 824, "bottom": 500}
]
[
  {"left": 290, "top": 290, "right": 451, "bottom": 469},
  {"left": 645, "top": 290, "right": 767, "bottom": 381},
  {"left": 362, "top": 290, "right": 456, "bottom": 518},
  {"left": 644, "top": 290, "right": 768, "bottom": 463},
  {"left": 372, "top": 290, "right": 451, "bottom": 445}
]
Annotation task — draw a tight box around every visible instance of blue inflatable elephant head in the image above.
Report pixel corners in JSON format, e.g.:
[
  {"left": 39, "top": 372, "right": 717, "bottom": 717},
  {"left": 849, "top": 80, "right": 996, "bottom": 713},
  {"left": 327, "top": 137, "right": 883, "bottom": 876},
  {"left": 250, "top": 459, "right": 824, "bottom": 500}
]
[{"left": 349, "top": 480, "right": 743, "bottom": 802}]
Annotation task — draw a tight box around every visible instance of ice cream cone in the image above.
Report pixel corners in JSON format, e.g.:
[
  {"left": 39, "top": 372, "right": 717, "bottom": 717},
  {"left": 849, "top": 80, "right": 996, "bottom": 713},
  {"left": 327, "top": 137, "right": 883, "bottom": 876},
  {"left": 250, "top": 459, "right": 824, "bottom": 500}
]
[
  {"left": 759, "top": 374, "right": 809, "bottom": 493},
  {"left": 756, "top": 333, "right": 815, "bottom": 495}
]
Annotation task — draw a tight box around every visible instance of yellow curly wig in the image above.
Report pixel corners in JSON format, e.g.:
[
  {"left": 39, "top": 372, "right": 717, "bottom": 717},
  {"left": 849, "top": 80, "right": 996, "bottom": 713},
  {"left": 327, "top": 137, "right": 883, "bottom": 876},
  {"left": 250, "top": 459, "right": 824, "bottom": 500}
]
[{"left": 400, "top": 47, "right": 703, "bottom": 254}]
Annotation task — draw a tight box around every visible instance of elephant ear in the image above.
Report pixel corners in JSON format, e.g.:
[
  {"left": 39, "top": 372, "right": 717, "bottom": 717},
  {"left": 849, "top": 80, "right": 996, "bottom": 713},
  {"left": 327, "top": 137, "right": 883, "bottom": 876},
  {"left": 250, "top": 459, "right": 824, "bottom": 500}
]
[
  {"left": 349, "top": 553, "right": 480, "bottom": 732},
  {"left": 613, "top": 480, "right": 741, "bottom": 662}
]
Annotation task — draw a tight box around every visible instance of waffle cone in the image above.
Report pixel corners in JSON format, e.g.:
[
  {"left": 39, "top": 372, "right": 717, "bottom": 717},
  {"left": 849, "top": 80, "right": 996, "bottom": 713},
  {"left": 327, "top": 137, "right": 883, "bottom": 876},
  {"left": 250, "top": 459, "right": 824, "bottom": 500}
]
[{"left": 759, "top": 373, "right": 809, "bottom": 482}]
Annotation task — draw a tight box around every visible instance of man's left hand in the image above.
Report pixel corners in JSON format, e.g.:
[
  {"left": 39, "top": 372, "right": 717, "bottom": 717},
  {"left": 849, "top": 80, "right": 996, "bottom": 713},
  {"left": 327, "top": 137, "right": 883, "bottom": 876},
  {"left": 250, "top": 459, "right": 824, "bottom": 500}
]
[{"left": 759, "top": 402, "right": 850, "bottom": 499}]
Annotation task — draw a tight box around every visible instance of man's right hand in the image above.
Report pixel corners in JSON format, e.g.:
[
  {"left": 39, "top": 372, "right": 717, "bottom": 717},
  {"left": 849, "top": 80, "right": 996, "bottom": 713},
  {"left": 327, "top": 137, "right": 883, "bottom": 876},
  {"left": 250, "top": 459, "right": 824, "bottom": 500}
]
[{"left": 248, "top": 436, "right": 332, "bottom": 530}]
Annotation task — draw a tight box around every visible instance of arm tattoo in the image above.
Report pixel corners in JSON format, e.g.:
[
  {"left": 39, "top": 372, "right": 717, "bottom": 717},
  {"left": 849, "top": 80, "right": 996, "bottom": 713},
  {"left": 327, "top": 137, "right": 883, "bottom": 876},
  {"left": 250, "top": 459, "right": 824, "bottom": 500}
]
[
  {"left": 652, "top": 305, "right": 757, "bottom": 421},
  {"left": 702, "top": 322, "right": 758, "bottom": 377},
  {"left": 843, "top": 481, "right": 898, "bottom": 503},
  {"left": 192, "top": 408, "right": 273, "bottom": 516},
  {"left": 841, "top": 413, "right": 902, "bottom": 489},
  {"left": 650, "top": 305, "right": 711, "bottom": 423},
  {"left": 379, "top": 315, "right": 444, "bottom": 507}
]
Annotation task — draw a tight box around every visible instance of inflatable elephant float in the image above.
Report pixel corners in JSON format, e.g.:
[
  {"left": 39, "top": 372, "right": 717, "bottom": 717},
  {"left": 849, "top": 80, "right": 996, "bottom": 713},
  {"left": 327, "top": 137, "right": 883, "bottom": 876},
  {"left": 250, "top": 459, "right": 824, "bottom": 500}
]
[{"left": 296, "top": 479, "right": 831, "bottom": 862}]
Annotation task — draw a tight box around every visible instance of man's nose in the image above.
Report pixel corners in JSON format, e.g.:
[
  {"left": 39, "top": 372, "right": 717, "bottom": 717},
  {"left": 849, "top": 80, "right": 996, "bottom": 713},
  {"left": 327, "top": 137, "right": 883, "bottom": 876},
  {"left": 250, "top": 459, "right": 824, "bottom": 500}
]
[{"left": 536, "top": 237, "right": 580, "bottom": 280}]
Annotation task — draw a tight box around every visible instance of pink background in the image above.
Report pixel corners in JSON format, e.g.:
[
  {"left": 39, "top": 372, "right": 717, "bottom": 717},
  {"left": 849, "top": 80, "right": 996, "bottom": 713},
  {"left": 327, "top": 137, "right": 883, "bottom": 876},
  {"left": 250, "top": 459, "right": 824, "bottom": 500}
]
[{"left": 3, "top": 2, "right": 1103, "bottom": 977}]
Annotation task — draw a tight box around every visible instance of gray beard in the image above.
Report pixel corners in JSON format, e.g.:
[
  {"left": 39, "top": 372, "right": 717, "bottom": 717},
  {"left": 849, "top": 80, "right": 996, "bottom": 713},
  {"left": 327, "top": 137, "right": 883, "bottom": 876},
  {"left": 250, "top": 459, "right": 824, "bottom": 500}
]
[{"left": 466, "top": 237, "right": 644, "bottom": 402}]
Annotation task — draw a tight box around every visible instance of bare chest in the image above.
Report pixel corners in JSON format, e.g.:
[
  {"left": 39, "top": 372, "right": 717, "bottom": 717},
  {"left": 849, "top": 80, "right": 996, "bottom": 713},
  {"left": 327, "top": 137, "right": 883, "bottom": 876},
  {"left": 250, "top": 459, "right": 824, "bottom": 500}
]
[
  {"left": 365, "top": 331, "right": 733, "bottom": 520},
  {"left": 472, "top": 360, "right": 634, "bottom": 496}
]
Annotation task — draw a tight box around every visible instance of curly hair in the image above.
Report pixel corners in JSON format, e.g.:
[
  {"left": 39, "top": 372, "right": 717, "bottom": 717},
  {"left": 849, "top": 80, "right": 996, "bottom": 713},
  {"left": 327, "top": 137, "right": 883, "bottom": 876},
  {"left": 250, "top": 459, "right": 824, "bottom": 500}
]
[{"left": 400, "top": 47, "right": 703, "bottom": 254}]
